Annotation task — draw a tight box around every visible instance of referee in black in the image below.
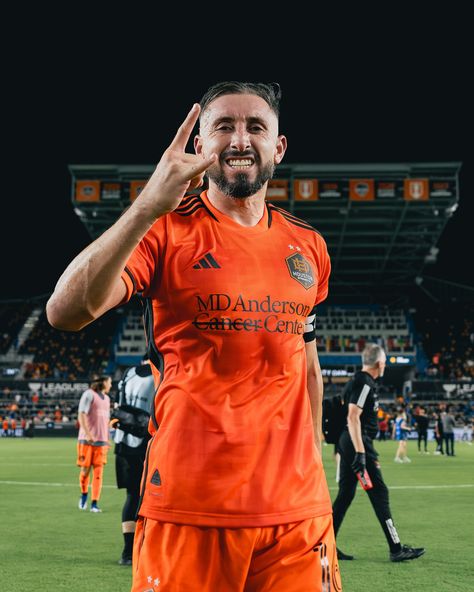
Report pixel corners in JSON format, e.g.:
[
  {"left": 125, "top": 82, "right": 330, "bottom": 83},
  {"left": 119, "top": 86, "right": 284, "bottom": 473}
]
[{"left": 332, "top": 343, "right": 425, "bottom": 562}]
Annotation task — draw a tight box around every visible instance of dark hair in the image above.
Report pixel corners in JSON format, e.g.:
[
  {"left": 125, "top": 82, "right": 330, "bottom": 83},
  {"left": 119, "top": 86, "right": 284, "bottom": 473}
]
[
  {"left": 199, "top": 81, "right": 281, "bottom": 119},
  {"left": 90, "top": 375, "right": 111, "bottom": 392}
]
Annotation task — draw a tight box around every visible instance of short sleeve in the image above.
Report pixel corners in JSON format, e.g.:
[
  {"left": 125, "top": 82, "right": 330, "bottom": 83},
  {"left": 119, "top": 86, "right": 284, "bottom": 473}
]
[
  {"left": 78, "top": 390, "right": 94, "bottom": 414},
  {"left": 120, "top": 217, "right": 167, "bottom": 302},
  {"left": 314, "top": 234, "right": 331, "bottom": 307},
  {"left": 348, "top": 376, "right": 371, "bottom": 409}
]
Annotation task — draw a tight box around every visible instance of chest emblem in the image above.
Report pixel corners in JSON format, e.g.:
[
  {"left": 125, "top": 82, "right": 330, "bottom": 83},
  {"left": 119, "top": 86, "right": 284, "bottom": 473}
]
[{"left": 285, "top": 253, "right": 315, "bottom": 290}]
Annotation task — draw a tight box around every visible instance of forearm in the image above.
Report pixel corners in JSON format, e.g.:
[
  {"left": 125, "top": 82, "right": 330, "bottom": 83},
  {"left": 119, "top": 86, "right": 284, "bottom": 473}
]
[
  {"left": 306, "top": 341, "right": 323, "bottom": 455},
  {"left": 46, "top": 200, "right": 159, "bottom": 331},
  {"left": 348, "top": 416, "right": 365, "bottom": 453},
  {"left": 79, "top": 412, "right": 93, "bottom": 441}
]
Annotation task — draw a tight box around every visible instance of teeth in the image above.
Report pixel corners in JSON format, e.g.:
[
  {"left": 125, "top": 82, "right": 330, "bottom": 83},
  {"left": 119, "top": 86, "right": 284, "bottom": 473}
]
[{"left": 228, "top": 159, "right": 253, "bottom": 167}]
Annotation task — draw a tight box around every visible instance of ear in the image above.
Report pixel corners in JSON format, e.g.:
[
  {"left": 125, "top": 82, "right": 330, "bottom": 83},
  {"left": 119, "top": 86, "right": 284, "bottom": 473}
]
[
  {"left": 274, "top": 135, "right": 287, "bottom": 165},
  {"left": 194, "top": 135, "right": 203, "bottom": 156}
]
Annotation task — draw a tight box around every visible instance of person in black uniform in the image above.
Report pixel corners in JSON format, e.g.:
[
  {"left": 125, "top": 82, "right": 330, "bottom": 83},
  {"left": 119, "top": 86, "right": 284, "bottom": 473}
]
[
  {"left": 414, "top": 407, "right": 430, "bottom": 454},
  {"left": 112, "top": 355, "right": 157, "bottom": 566},
  {"left": 332, "top": 343, "right": 425, "bottom": 563}
]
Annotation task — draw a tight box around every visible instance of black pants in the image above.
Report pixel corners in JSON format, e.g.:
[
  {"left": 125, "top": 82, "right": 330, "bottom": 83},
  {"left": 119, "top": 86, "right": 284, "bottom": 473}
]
[
  {"left": 115, "top": 449, "right": 146, "bottom": 521},
  {"left": 444, "top": 433, "right": 455, "bottom": 456},
  {"left": 435, "top": 434, "right": 444, "bottom": 453},
  {"left": 332, "top": 431, "right": 401, "bottom": 552},
  {"left": 418, "top": 430, "right": 428, "bottom": 451}
]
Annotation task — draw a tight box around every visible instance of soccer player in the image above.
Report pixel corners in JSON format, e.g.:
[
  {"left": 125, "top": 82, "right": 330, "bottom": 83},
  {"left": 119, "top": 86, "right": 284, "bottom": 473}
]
[
  {"left": 113, "top": 355, "right": 156, "bottom": 566},
  {"left": 393, "top": 407, "right": 412, "bottom": 463},
  {"left": 46, "top": 82, "right": 341, "bottom": 591},
  {"left": 332, "top": 343, "right": 425, "bottom": 563},
  {"left": 76, "top": 375, "right": 112, "bottom": 513}
]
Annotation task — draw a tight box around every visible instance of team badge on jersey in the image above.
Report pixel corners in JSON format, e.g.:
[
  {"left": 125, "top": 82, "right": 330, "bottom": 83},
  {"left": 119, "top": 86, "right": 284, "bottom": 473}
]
[{"left": 286, "top": 253, "right": 315, "bottom": 289}]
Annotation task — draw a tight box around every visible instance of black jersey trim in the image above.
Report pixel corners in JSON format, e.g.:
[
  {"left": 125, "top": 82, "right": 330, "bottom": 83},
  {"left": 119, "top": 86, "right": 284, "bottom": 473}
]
[
  {"left": 268, "top": 204, "right": 320, "bottom": 234},
  {"left": 176, "top": 196, "right": 201, "bottom": 212},
  {"left": 123, "top": 266, "right": 137, "bottom": 294},
  {"left": 175, "top": 196, "right": 219, "bottom": 221}
]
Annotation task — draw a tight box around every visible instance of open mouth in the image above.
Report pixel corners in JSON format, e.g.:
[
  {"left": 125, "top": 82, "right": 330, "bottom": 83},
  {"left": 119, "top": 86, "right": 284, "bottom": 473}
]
[{"left": 225, "top": 158, "right": 255, "bottom": 170}]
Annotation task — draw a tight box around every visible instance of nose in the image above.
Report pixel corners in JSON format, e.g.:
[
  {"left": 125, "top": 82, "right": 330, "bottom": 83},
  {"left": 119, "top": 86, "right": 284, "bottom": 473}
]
[{"left": 230, "top": 124, "right": 251, "bottom": 152}]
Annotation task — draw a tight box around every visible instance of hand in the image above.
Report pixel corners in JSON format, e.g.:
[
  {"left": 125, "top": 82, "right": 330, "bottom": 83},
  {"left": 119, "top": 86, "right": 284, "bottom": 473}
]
[
  {"left": 351, "top": 452, "right": 366, "bottom": 474},
  {"left": 136, "top": 104, "right": 217, "bottom": 219}
]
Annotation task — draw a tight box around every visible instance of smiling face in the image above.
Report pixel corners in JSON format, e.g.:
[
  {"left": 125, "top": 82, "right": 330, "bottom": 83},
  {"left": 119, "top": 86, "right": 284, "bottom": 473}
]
[{"left": 194, "top": 93, "right": 286, "bottom": 198}]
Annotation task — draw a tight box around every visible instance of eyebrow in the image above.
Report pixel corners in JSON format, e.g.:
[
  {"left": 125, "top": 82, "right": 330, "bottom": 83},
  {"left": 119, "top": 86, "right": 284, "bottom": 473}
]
[{"left": 212, "top": 116, "right": 268, "bottom": 127}]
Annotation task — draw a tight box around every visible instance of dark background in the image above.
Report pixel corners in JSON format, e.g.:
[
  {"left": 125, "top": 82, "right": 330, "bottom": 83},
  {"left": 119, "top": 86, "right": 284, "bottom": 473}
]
[{"left": 3, "top": 12, "right": 472, "bottom": 301}]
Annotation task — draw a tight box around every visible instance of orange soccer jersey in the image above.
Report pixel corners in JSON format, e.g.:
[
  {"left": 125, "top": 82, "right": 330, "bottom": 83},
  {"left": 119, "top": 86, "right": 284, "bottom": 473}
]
[{"left": 121, "top": 191, "right": 332, "bottom": 527}]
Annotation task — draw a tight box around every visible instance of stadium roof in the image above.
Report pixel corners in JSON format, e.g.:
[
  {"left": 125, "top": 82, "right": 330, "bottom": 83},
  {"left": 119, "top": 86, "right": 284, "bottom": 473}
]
[{"left": 69, "top": 162, "right": 462, "bottom": 303}]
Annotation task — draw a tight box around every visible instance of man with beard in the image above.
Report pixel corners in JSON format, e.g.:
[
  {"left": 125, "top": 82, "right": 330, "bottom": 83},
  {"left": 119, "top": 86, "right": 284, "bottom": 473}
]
[{"left": 46, "top": 82, "right": 341, "bottom": 591}]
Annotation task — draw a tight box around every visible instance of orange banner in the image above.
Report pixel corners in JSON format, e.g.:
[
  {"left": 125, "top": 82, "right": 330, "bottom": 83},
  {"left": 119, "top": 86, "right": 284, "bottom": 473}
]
[
  {"left": 404, "top": 179, "right": 429, "bottom": 201},
  {"left": 130, "top": 180, "right": 147, "bottom": 202},
  {"left": 266, "top": 179, "right": 289, "bottom": 201},
  {"left": 101, "top": 182, "right": 121, "bottom": 200},
  {"left": 349, "top": 179, "right": 374, "bottom": 201},
  {"left": 75, "top": 180, "right": 100, "bottom": 202},
  {"left": 294, "top": 179, "right": 318, "bottom": 201}
]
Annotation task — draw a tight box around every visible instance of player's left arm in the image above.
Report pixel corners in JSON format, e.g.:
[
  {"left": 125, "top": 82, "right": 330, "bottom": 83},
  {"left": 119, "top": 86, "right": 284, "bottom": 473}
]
[{"left": 305, "top": 338, "right": 323, "bottom": 457}]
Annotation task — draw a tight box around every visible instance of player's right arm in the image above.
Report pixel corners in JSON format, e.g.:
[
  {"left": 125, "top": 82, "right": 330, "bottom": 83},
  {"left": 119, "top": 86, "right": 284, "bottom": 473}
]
[
  {"left": 46, "top": 104, "right": 216, "bottom": 331},
  {"left": 347, "top": 403, "right": 365, "bottom": 453},
  {"left": 78, "top": 412, "right": 94, "bottom": 444}
]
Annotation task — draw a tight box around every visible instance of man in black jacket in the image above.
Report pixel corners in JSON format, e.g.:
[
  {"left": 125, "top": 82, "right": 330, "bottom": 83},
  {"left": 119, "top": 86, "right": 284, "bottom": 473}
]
[
  {"left": 113, "top": 355, "right": 157, "bottom": 565},
  {"left": 415, "top": 407, "right": 430, "bottom": 454},
  {"left": 332, "top": 343, "right": 425, "bottom": 563}
]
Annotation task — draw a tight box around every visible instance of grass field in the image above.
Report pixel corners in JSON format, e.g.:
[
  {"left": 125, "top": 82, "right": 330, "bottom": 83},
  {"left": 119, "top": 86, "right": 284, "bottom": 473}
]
[{"left": 0, "top": 437, "right": 473, "bottom": 591}]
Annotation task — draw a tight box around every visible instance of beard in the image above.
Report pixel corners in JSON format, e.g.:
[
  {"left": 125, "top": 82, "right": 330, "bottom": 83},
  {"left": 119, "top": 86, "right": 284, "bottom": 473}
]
[{"left": 206, "top": 157, "right": 275, "bottom": 199}]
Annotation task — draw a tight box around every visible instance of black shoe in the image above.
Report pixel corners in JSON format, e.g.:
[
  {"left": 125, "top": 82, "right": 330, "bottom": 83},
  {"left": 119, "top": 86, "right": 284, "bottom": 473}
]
[
  {"left": 390, "top": 544, "right": 425, "bottom": 562},
  {"left": 118, "top": 557, "right": 132, "bottom": 566},
  {"left": 337, "top": 547, "right": 354, "bottom": 560}
]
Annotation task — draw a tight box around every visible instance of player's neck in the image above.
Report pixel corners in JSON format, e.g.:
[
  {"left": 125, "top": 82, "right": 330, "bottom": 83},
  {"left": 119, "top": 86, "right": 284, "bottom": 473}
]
[
  {"left": 362, "top": 366, "right": 379, "bottom": 380},
  {"left": 206, "top": 186, "right": 266, "bottom": 227}
]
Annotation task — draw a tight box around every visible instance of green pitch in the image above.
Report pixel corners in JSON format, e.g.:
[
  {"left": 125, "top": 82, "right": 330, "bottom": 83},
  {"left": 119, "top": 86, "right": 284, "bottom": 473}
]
[{"left": 0, "top": 437, "right": 473, "bottom": 591}]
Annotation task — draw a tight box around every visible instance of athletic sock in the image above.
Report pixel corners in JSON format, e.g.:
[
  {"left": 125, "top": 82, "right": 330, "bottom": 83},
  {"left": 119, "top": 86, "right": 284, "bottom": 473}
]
[
  {"left": 81, "top": 492, "right": 88, "bottom": 505},
  {"left": 79, "top": 471, "right": 90, "bottom": 494},
  {"left": 123, "top": 532, "right": 134, "bottom": 558},
  {"left": 91, "top": 464, "right": 104, "bottom": 501},
  {"left": 382, "top": 518, "right": 402, "bottom": 554}
]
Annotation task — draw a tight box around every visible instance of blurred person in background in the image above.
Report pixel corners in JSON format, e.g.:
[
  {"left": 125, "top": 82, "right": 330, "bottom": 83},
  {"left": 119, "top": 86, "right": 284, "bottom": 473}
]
[
  {"left": 442, "top": 405, "right": 456, "bottom": 456},
  {"left": 77, "top": 375, "right": 112, "bottom": 513},
  {"left": 112, "top": 355, "right": 156, "bottom": 566},
  {"left": 333, "top": 343, "right": 425, "bottom": 563},
  {"left": 414, "top": 407, "right": 429, "bottom": 454},
  {"left": 393, "top": 407, "right": 412, "bottom": 463}
]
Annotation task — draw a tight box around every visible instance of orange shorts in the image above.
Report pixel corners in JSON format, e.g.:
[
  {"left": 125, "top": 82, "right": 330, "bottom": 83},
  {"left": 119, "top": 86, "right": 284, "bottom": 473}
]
[
  {"left": 76, "top": 443, "right": 108, "bottom": 467},
  {"left": 131, "top": 513, "right": 341, "bottom": 591}
]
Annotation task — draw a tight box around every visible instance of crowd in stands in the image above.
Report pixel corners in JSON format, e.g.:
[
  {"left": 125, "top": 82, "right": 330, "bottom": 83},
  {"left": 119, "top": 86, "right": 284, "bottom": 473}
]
[
  {"left": 19, "top": 309, "right": 120, "bottom": 380},
  {"left": 416, "top": 302, "right": 474, "bottom": 380},
  {"left": 0, "top": 382, "right": 120, "bottom": 435},
  {"left": 315, "top": 308, "right": 414, "bottom": 353},
  {"left": 0, "top": 302, "right": 34, "bottom": 354}
]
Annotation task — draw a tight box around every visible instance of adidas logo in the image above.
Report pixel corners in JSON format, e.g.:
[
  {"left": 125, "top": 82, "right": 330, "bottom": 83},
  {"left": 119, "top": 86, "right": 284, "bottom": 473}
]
[{"left": 193, "top": 253, "right": 221, "bottom": 269}]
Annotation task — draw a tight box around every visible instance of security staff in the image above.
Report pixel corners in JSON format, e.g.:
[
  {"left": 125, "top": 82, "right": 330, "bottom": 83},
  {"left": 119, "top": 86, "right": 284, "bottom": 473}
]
[
  {"left": 332, "top": 343, "right": 425, "bottom": 563},
  {"left": 113, "top": 355, "right": 157, "bottom": 565}
]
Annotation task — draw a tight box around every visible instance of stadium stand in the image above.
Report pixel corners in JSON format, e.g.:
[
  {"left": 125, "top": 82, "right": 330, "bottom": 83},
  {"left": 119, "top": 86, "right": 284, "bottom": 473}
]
[
  {"left": 415, "top": 302, "right": 474, "bottom": 380},
  {"left": 1, "top": 160, "right": 472, "bottom": 439},
  {"left": 0, "top": 301, "right": 35, "bottom": 354},
  {"left": 18, "top": 308, "right": 122, "bottom": 380}
]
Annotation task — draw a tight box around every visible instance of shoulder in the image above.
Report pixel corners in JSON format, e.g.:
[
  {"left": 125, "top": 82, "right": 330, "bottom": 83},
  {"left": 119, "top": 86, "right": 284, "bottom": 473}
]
[
  {"left": 267, "top": 203, "right": 327, "bottom": 243},
  {"left": 171, "top": 193, "right": 218, "bottom": 223},
  {"left": 352, "top": 371, "right": 373, "bottom": 389}
]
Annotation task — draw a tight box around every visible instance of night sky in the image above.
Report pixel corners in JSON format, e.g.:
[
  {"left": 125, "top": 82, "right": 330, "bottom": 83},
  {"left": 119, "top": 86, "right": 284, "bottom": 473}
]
[{"left": 3, "top": 16, "right": 472, "bottom": 302}]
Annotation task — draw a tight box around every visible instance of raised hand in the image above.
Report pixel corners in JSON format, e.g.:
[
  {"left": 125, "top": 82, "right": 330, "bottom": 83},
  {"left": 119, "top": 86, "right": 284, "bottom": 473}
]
[{"left": 137, "top": 103, "right": 216, "bottom": 218}]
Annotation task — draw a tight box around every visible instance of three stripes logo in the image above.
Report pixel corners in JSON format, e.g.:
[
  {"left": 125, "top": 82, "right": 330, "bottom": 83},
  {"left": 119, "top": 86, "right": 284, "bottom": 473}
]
[{"left": 193, "top": 253, "right": 221, "bottom": 270}]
